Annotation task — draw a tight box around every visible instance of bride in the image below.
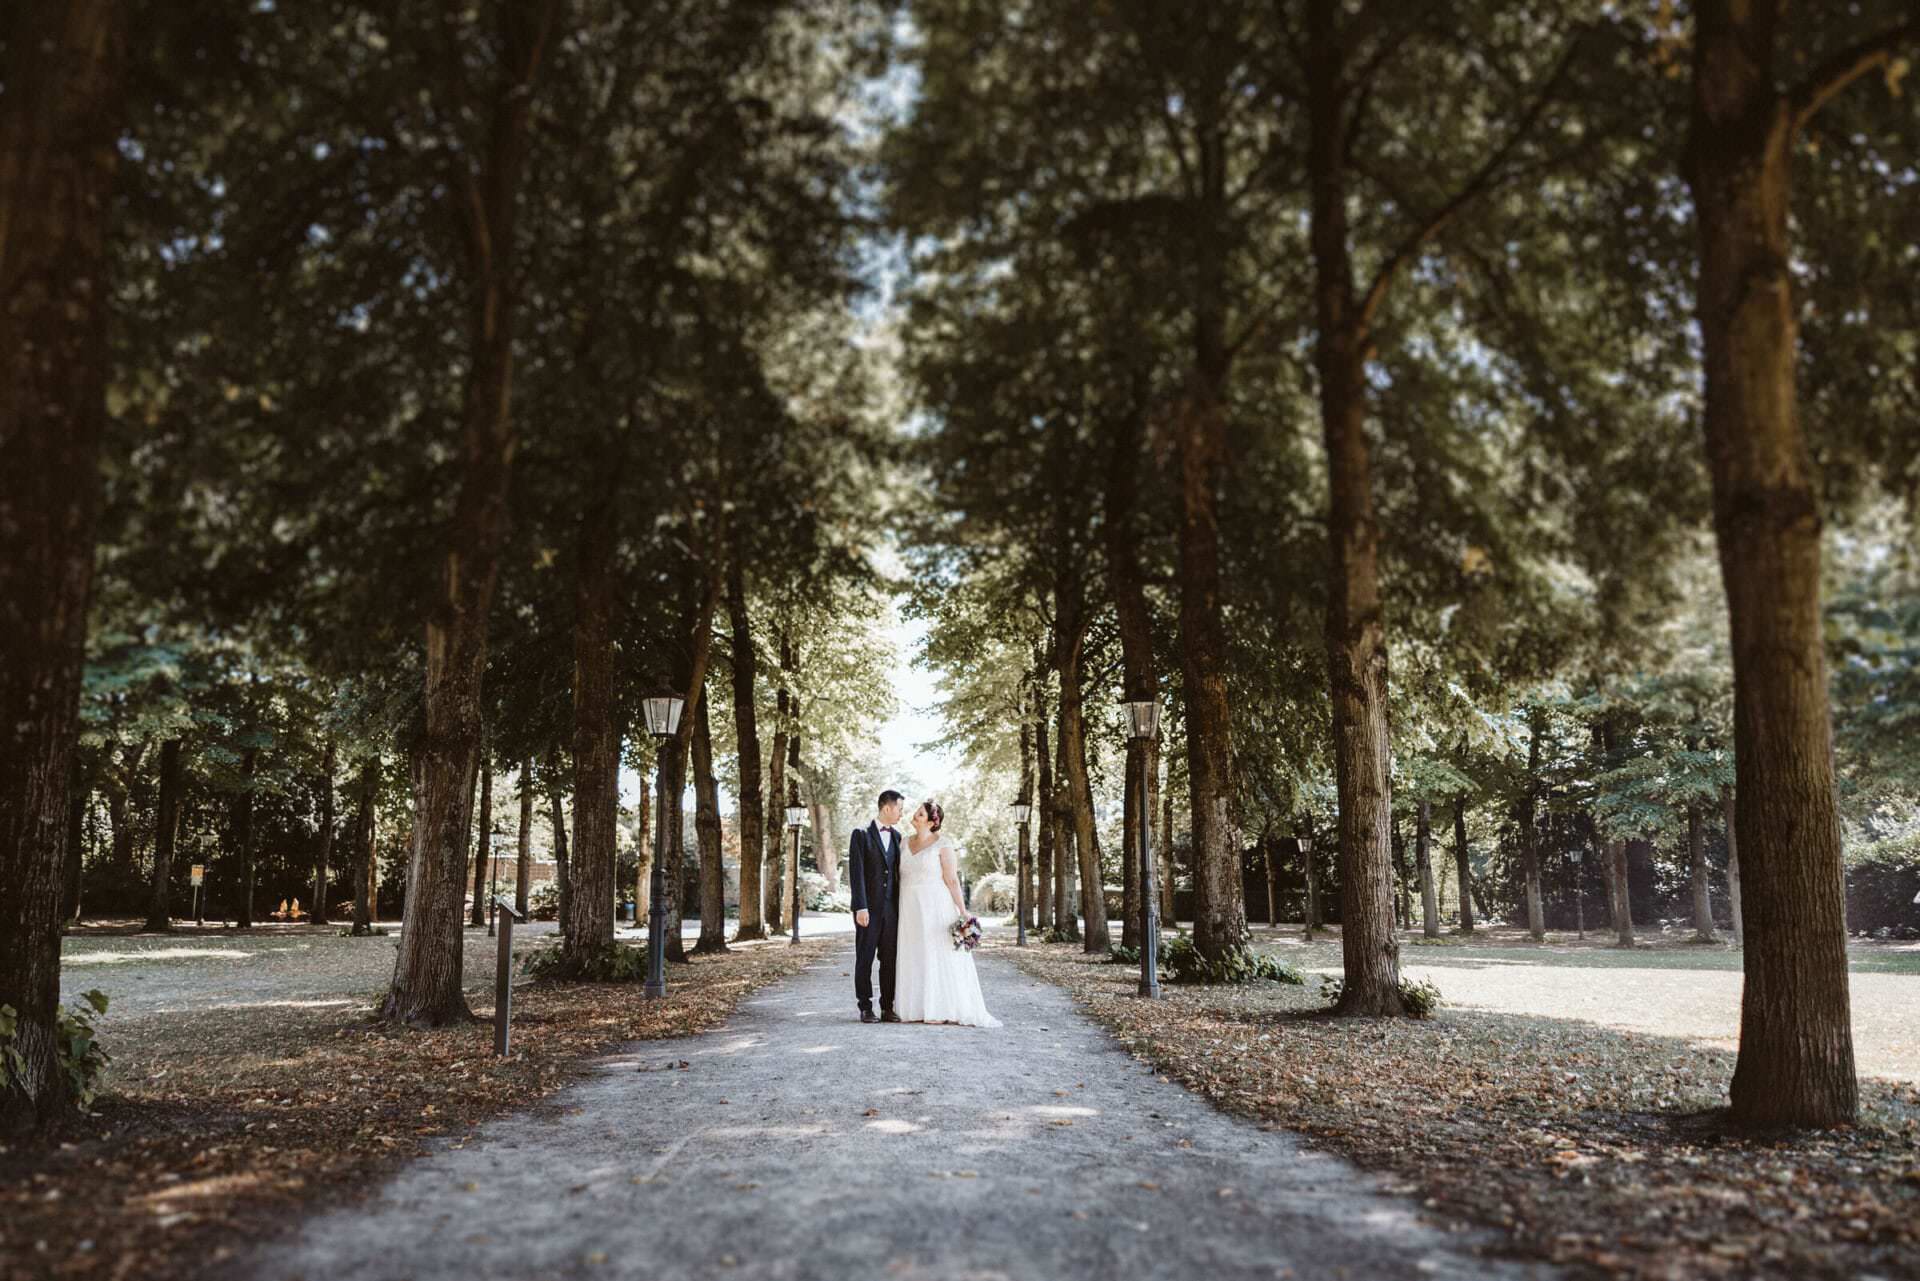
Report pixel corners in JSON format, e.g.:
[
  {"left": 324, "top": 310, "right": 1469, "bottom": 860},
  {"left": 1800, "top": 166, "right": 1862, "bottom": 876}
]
[{"left": 893, "top": 800, "right": 1000, "bottom": 1028}]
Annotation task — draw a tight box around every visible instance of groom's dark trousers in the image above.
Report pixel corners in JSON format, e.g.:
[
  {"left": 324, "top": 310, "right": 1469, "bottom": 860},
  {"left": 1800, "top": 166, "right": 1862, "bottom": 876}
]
[{"left": 849, "top": 823, "right": 900, "bottom": 1016}]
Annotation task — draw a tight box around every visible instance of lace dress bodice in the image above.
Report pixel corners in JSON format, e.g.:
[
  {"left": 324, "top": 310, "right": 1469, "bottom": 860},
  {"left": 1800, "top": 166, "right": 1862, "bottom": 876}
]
[{"left": 900, "top": 834, "right": 947, "bottom": 887}]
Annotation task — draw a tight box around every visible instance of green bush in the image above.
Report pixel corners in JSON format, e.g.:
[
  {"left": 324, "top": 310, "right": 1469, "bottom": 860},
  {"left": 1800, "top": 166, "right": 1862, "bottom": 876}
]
[
  {"left": 1845, "top": 832, "right": 1920, "bottom": 937},
  {"left": 520, "top": 941, "right": 648, "bottom": 982},
  {"left": 1106, "top": 944, "right": 1140, "bottom": 965},
  {"left": 1320, "top": 976, "right": 1443, "bottom": 1018},
  {"left": 528, "top": 882, "right": 560, "bottom": 921},
  {"left": 1161, "top": 934, "right": 1304, "bottom": 985},
  {"left": 0, "top": 990, "right": 112, "bottom": 1111}
]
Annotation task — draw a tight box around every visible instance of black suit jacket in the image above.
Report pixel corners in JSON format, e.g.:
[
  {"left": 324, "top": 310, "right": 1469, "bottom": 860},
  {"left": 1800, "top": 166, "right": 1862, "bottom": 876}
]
[{"left": 848, "top": 822, "right": 899, "bottom": 921}]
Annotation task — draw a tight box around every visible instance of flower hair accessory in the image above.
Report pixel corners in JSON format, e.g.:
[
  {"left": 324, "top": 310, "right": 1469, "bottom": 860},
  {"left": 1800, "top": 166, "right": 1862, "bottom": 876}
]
[{"left": 922, "top": 799, "right": 944, "bottom": 832}]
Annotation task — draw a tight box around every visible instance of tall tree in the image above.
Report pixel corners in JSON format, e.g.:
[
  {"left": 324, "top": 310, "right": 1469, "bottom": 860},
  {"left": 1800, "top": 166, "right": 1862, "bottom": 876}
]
[
  {"left": 691, "top": 691, "right": 727, "bottom": 954},
  {"left": 143, "top": 738, "right": 185, "bottom": 932},
  {"left": 313, "top": 737, "right": 336, "bottom": 926},
  {"left": 0, "top": 0, "right": 128, "bottom": 1130},
  {"left": 729, "top": 559, "right": 768, "bottom": 941},
  {"left": 1683, "top": 0, "right": 1917, "bottom": 1128},
  {"left": 384, "top": 0, "right": 562, "bottom": 1028}
]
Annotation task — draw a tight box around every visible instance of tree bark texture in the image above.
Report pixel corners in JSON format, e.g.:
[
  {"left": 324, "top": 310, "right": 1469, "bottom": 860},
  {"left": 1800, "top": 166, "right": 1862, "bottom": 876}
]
[
  {"left": 1724, "top": 788, "right": 1744, "bottom": 948},
  {"left": 1521, "top": 711, "right": 1546, "bottom": 941},
  {"left": 1018, "top": 711, "right": 1035, "bottom": 929},
  {"left": 728, "top": 562, "right": 767, "bottom": 941},
  {"left": 143, "top": 738, "right": 185, "bottom": 932},
  {"left": 1305, "top": 0, "right": 1402, "bottom": 1014},
  {"left": 547, "top": 759, "right": 571, "bottom": 929},
  {"left": 515, "top": 760, "right": 533, "bottom": 918},
  {"left": 665, "top": 562, "right": 725, "bottom": 964},
  {"left": 1689, "top": 802, "right": 1718, "bottom": 943},
  {"left": 313, "top": 737, "right": 336, "bottom": 925},
  {"left": 1035, "top": 679, "right": 1055, "bottom": 931},
  {"left": 764, "top": 635, "right": 791, "bottom": 931},
  {"left": 562, "top": 503, "right": 619, "bottom": 969},
  {"left": 469, "top": 743, "right": 491, "bottom": 928},
  {"left": 1607, "top": 839, "right": 1634, "bottom": 947},
  {"left": 1104, "top": 398, "right": 1159, "bottom": 953},
  {"left": 351, "top": 761, "right": 377, "bottom": 934},
  {"left": 1687, "top": 0, "right": 1881, "bottom": 1128},
  {"left": 234, "top": 747, "right": 260, "bottom": 928},
  {"left": 1054, "top": 588, "right": 1110, "bottom": 951},
  {"left": 1416, "top": 797, "right": 1439, "bottom": 939},
  {"left": 0, "top": 0, "right": 126, "bottom": 1132},
  {"left": 386, "top": 0, "right": 559, "bottom": 1028},
  {"left": 692, "top": 693, "right": 727, "bottom": 954},
  {"left": 1452, "top": 796, "right": 1475, "bottom": 934}
]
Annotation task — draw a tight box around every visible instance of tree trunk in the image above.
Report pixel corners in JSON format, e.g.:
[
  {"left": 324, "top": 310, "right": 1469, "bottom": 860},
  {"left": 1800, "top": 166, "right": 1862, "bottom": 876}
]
[
  {"left": 384, "top": 0, "right": 559, "bottom": 1029},
  {"left": 1723, "top": 787, "right": 1744, "bottom": 948},
  {"left": 783, "top": 727, "right": 802, "bottom": 930},
  {"left": 1416, "top": 797, "right": 1439, "bottom": 940},
  {"left": 515, "top": 760, "right": 533, "bottom": 918},
  {"left": 0, "top": 0, "right": 126, "bottom": 1132},
  {"left": 351, "top": 761, "right": 377, "bottom": 934},
  {"left": 63, "top": 759, "right": 92, "bottom": 925},
  {"left": 1017, "top": 712, "right": 1035, "bottom": 929},
  {"left": 1054, "top": 591, "right": 1110, "bottom": 952},
  {"left": 1305, "top": 0, "right": 1403, "bottom": 1016},
  {"left": 692, "top": 692, "right": 727, "bottom": 954},
  {"left": 1104, "top": 397, "right": 1159, "bottom": 953},
  {"left": 764, "top": 635, "right": 791, "bottom": 931},
  {"left": 1054, "top": 706, "right": 1079, "bottom": 939},
  {"left": 1173, "top": 111, "right": 1248, "bottom": 970},
  {"left": 633, "top": 780, "right": 651, "bottom": 926},
  {"left": 1035, "top": 678, "right": 1055, "bottom": 931},
  {"left": 1453, "top": 796, "right": 1475, "bottom": 934},
  {"left": 1608, "top": 839, "right": 1634, "bottom": 947},
  {"left": 470, "top": 745, "right": 491, "bottom": 928},
  {"left": 1391, "top": 817, "right": 1410, "bottom": 930},
  {"left": 1159, "top": 774, "right": 1176, "bottom": 923},
  {"left": 234, "top": 747, "right": 260, "bottom": 928},
  {"left": 143, "top": 739, "right": 185, "bottom": 932},
  {"left": 728, "top": 562, "right": 767, "bottom": 941},
  {"left": 1689, "top": 802, "right": 1718, "bottom": 943},
  {"left": 548, "top": 763, "right": 571, "bottom": 929},
  {"left": 1521, "top": 710, "right": 1546, "bottom": 941},
  {"left": 313, "top": 737, "right": 336, "bottom": 925},
  {"left": 1302, "top": 821, "right": 1322, "bottom": 940},
  {"left": 665, "top": 563, "right": 725, "bottom": 964},
  {"left": 562, "top": 502, "right": 620, "bottom": 971},
  {"left": 1687, "top": 0, "right": 1877, "bottom": 1128}
]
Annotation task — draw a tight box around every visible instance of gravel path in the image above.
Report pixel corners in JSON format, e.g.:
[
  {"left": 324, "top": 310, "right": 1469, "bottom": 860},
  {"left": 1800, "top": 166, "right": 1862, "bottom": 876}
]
[{"left": 222, "top": 944, "right": 1552, "bottom": 1281}]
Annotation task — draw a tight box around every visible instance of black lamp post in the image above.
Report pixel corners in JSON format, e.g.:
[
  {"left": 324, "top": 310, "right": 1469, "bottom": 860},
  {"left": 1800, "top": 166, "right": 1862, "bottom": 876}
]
[
  {"left": 642, "top": 694, "right": 685, "bottom": 999},
  {"left": 1010, "top": 800, "right": 1032, "bottom": 947},
  {"left": 1299, "top": 829, "right": 1318, "bottom": 939},
  {"left": 1123, "top": 699, "right": 1161, "bottom": 998},
  {"left": 486, "top": 827, "right": 506, "bottom": 938},
  {"left": 786, "top": 794, "right": 807, "bottom": 945}
]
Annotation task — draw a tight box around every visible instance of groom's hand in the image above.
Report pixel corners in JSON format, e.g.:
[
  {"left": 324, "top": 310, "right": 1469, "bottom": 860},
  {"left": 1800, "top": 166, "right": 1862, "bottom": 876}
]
[{"left": 855, "top": 910, "right": 869, "bottom": 928}]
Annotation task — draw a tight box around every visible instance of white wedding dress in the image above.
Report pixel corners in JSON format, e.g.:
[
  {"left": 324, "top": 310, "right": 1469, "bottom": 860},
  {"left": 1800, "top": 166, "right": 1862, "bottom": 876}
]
[{"left": 893, "top": 834, "right": 1001, "bottom": 1027}]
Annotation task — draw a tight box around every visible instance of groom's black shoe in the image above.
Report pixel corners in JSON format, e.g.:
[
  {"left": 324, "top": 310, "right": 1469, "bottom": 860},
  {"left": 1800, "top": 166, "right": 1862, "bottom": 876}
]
[
  {"left": 880, "top": 1010, "right": 902, "bottom": 1023},
  {"left": 860, "top": 1010, "right": 879, "bottom": 1024}
]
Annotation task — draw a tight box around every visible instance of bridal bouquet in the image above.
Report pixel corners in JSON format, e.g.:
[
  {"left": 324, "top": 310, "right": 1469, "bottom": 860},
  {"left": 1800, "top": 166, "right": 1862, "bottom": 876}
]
[{"left": 950, "top": 914, "right": 983, "bottom": 952}]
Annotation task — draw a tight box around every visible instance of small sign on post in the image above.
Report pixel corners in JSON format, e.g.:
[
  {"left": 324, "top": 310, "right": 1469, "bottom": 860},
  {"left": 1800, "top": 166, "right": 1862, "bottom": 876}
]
[
  {"left": 190, "top": 865, "right": 205, "bottom": 885},
  {"left": 190, "top": 866, "right": 206, "bottom": 926},
  {"left": 492, "top": 896, "right": 524, "bottom": 1057}
]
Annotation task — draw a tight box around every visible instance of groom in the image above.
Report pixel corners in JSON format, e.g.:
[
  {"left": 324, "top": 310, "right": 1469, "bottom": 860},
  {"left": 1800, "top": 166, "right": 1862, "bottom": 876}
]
[{"left": 849, "top": 789, "right": 904, "bottom": 1023}]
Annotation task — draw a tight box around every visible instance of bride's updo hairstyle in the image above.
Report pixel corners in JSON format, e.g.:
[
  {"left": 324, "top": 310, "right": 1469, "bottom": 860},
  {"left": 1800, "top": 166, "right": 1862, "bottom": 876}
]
[{"left": 921, "top": 800, "right": 944, "bottom": 832}]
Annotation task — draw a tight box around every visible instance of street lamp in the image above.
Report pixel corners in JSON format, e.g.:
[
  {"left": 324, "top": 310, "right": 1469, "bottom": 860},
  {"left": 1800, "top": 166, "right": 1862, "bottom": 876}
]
[
  {"left": 642, "top": 694, "right": 685, "bottom": 999},
  {"left": 1122, "top": 699, "right": 1161, "bottom": 999},
  {"left": 487, "top": 827, "right": 508, "bottom": 938},
  {"left": 1298, "top": 831, "right": 1317, "bottom": 939},
  {"left": 1010, "top": 800, "right": 1032, "bottom": 947},
  {"left": 786, "top": 794, "right": 808, "bottom": 946},
  {"left": 1570, "top": 848, "right": 1585, "bottom": 939}
]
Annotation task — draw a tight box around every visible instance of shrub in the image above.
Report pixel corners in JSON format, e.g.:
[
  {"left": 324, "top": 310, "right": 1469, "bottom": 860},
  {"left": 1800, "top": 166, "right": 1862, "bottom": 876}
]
[
  {"left": 520, "top": 941, "right": 647, "bottom": 982},
  {"left": 1107, "top": 944, "right": 1140, "bottom": 966},
  {"left": 528, "top": 882, "right": 560, "bottom": 921},
  {"left": 1845, "top": 831, "right": 1920, "bottom": 936},
  {"left": 1320, "top": 976, "right": 1443, "bottom": 1018},
  {"left": 0, "top": 990, "right": 112, "bottom": 1111},
  {"left": 801, "top": 872, "right": 850, "bottom": 913},
  {"left": 969, "top": 873, "right": 1018, "bottom": 914},
  {"left": 1161, "top": 934, "right": 1304, "bottom": 985}
]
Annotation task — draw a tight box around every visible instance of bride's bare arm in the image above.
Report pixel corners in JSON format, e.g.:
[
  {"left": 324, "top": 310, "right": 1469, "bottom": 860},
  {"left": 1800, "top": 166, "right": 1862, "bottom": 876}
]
[{"left": 938, "top": 845, "right": 967, "bottom": 916}]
